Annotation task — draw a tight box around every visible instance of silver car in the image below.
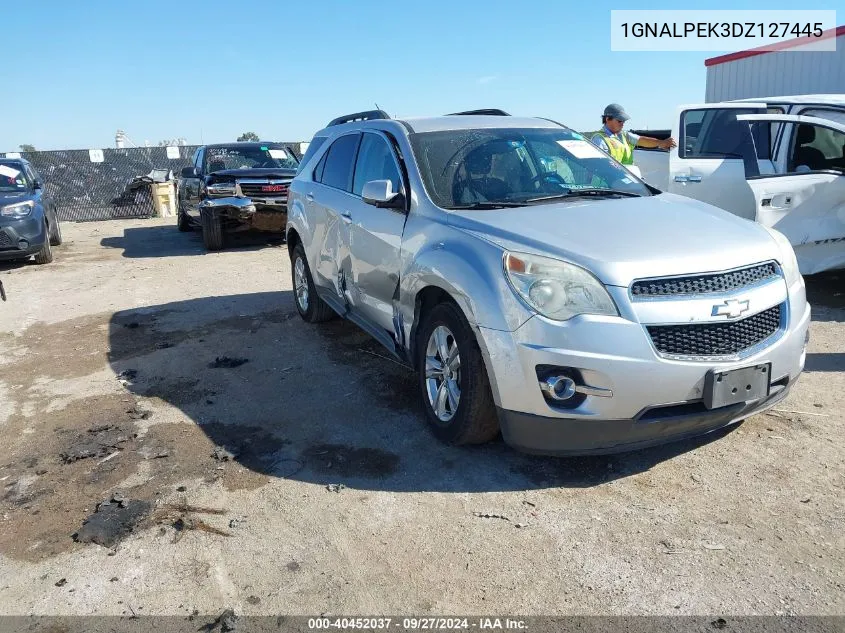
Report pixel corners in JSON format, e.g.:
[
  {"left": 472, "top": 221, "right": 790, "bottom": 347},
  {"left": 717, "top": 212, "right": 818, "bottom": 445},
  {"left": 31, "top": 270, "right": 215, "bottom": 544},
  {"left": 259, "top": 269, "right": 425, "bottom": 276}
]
[{"left": 286, "top": 109, "right": 810, "bottom": 455}]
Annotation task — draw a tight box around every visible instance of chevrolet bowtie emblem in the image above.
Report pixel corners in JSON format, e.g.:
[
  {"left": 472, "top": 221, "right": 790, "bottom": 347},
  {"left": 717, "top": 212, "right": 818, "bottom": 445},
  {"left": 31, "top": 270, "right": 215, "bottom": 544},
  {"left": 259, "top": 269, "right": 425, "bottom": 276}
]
[{"left": 712, "top": 299, "right": 750, "bottom": 318}]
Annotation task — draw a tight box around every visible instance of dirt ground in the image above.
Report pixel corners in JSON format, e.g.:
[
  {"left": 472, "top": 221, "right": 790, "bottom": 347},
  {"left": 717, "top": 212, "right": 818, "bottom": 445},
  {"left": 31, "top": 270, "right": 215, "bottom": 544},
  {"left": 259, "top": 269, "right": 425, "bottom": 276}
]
[{"left": 0, "top": 218, "right": 843, "bottom": 617}]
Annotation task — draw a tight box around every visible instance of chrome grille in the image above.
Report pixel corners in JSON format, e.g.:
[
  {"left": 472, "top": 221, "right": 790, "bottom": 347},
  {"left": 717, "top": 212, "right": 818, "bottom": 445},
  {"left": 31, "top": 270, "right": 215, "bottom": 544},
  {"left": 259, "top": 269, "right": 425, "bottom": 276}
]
[
  {"left": 647, "top": 305, "right": 782, "bottom": 357},
  {"left": 238, "top": 182, "right": 289, "bottom": 198},
  {"left": 632, "top": 263, "right": 778, "bottom": 298}
]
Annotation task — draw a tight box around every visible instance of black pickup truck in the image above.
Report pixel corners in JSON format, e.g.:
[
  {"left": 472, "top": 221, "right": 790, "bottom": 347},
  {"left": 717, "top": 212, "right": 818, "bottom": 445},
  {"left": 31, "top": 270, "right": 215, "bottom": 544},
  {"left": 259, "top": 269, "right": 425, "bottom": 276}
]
[{"left": 176, "top": 142, "right": 299, "bottom": 250}]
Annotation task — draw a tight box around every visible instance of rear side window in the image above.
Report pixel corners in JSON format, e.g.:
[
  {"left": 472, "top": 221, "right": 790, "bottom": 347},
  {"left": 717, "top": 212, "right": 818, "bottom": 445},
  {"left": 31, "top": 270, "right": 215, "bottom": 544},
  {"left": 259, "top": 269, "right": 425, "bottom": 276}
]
[
  {"left": 680, "top": 108, "right": 761, "bottom": 159},
  {"left": 318, "top": 134, "right": 361, "bottom": 191},
  {"left": 297, "top": 136, "right": 327, "bottom": 176},
  {"left": 352, "top": 133, "right": 401, "bottom": 196}
]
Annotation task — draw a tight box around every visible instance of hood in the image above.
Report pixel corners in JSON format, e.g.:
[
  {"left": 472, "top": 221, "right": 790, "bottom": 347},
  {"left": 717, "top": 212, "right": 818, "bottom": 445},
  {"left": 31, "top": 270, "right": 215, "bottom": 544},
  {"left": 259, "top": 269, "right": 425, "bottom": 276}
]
[
  {"left": 206, "top": 168, "right": 296, "bottom": 182},
  {"left": 0, "top": 191, "right": 35, "bottom": 206},
  {"left": 447, "top": 192, "right": 782, "bottom": 287}
]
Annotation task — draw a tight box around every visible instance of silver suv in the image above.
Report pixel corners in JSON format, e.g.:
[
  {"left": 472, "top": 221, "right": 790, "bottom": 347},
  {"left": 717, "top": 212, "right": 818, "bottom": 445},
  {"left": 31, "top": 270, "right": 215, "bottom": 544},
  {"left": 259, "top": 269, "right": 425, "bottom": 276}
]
[{"left": 286, "top": 109, "right": 810, "bottom": 455}]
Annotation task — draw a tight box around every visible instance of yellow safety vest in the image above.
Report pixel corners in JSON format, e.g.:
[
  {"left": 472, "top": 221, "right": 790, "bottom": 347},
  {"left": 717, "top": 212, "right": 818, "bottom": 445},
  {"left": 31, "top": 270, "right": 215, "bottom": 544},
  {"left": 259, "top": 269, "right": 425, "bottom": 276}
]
[{"left": 589, "top": 130, "right": 635, "bottom": 165}]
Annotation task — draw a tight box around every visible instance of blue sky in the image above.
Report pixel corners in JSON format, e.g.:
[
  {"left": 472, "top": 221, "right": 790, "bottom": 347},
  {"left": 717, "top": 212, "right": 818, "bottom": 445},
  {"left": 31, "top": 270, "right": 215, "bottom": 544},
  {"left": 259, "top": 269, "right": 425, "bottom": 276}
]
[{"left": 1, "top": 0, "right": 839, "bottom": 151}]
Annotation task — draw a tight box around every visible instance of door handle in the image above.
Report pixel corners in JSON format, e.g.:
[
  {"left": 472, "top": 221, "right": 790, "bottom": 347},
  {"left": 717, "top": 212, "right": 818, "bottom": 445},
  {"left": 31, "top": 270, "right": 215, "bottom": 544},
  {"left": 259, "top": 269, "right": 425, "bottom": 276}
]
[
  {"left": 306, "top": 193, "right": 314, "bottom": 202},
  {"left": 340, "top": 210, "right": 352, "bottom": 222},
  {"left": 674, "top": 175, "right": 702, "bottom": 183}
]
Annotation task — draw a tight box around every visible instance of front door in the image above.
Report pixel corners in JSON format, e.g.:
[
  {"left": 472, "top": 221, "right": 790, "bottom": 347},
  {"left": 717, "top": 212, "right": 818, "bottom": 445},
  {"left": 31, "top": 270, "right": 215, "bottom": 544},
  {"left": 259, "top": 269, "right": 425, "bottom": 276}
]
[
  {"left": 344, "top": 131, "right": 408, "bottom": 335},
  {"left": 669, "top": 103, "right": 770, "bottom": 219},
  {"left": 738, "top": 113, "right": 845, "bottom": 275}
]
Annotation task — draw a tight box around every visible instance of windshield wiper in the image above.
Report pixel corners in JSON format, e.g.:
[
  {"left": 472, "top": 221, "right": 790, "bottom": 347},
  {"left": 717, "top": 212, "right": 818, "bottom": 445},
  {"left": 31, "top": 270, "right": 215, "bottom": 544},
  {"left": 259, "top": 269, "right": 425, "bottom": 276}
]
[
  {"left": 448, "top": 201, "right": 529, "bottom": 210},
  {"left": 524, "top": 189, "right": 643, "bottom": 203}
]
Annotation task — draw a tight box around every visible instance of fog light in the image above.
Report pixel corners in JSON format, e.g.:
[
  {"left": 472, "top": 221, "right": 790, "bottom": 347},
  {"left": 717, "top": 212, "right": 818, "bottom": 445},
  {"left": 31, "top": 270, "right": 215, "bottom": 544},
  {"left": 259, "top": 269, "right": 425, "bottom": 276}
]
[
  {"left": 17, "top": 239, "right": 29, "bottom": 250},
  {"left": 539, "top": 376, "right": 576, "bottom": 401}
]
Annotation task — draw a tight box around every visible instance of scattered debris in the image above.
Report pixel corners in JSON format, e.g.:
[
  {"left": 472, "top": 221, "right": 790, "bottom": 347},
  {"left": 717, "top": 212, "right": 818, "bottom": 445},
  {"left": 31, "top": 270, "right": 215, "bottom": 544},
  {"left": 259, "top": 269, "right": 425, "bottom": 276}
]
[
  {"left": 326, "top": 484, "right": 346, "bottom": 493},
  {"left": 60, "top": 425, "right": 133, "bottom": 464},
  {"left": 769, "top": 435, "right": 786, "bottom": 440},
  {"left": 208, "top": 357, "right": 248, "bottom": 369},
  {"left": 153, "top": 503, "right": 231, "bottom": 543},
  {"left": 98, "top": 451, "right": 120, "bottom": 465},
  {"left": 691, "top": 473, "right": 702, "bottom": 483},
  {"left": 703, "top": 543, "right": 726, "bottom": 551},
  {"left": 522, "top": 500, "right": 536, "bottom": 507},
  {"left": 358, "top": 348, "right": 410, "bottom": 369},
  {"left": 73, "top": 498, "right": 152, "bottom": 548},
  {"left": 212, "top": 446, "right": 235, "bottom": 462},
  {"left": 110, "top": 577, "right": 118, "bottom": 582},
  {"left": 117, "top": 369, "right": 138, "bottom": 381},
  {"left": 35, "top": 469, "right": 48, "bottom": 476},
  {"left": 55, "top": 579, "right": 67, "bottom": 587},
  {"left": 660, "top": 539, "right": 684, "bottom": 554},
  {"left": 801, "top": 498, "right": 811, "bottom": 504},
  {"left": 286, "top": 561, "right": 301, "bottom": 572},
  {"left": 229, "top": 516, "right": 247, "bottom": 529},
  {"left": 127, "top": 406, "right": 151, "bottom": 421},
  {"left": 202, "top": 608, "right": 238, "bottom": 633},
  {"left": 155, "top": 341, "right": 174, "bottom": 349},
  {"left": 246, "top": 596, "right": 261, "bottom": 605},
  {"left": 813, "top": 404, "right": 823, "bottom": 409},
  {"left": 176, "top": 486, "right": 187, "bottom": 492},
  {"left": 711, "top": 618, "right": 728, "bottom": 629},
  {"left": 772, "top": 408, "right": 829, "bottom": 417},
  {"left": 514, "top": 523, "right": 527, "bottom": 529},
  {"left": 473, "top": 512, "right": 510, "bottom": 521}
]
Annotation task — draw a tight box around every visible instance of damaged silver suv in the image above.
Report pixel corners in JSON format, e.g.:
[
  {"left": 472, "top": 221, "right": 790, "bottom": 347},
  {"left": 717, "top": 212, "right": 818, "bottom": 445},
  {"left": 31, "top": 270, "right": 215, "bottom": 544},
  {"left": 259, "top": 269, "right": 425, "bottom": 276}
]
[{"left": 286, "top": 109, "right": 810, "bottom": 455}]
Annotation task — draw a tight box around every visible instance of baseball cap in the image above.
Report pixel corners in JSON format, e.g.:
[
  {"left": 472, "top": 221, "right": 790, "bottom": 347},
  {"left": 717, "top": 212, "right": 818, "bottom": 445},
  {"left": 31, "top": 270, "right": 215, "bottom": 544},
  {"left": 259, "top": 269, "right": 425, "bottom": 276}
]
[{"left": 603, "top": 103, "right": 630, "bottom": 121}]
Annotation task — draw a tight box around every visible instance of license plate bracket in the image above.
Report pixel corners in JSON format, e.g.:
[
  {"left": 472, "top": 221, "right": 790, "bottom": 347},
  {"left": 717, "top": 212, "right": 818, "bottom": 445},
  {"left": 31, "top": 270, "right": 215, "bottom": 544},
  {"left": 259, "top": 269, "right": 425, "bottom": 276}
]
[{"left": 703, "top": 363, "right": 771, "bottom": 410}]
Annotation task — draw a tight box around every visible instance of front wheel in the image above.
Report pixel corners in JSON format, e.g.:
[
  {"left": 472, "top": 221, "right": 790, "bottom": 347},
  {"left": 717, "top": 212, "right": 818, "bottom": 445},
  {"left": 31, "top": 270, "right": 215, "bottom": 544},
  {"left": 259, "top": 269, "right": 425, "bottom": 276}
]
[
  {"left": 34, "top": 224, "right": 54, "bottom": 264},
  {"left": 201, "top": 208, "right": 224, "bottom": 250},
  {"left": 416, "top": 302, "right": 499, "bottom": 445},
  {"left": 49, "top": 216, "right": 63, "bottom": 246},
  {"left": 177, "top": 204, "right": 192, "bottom": 232}
]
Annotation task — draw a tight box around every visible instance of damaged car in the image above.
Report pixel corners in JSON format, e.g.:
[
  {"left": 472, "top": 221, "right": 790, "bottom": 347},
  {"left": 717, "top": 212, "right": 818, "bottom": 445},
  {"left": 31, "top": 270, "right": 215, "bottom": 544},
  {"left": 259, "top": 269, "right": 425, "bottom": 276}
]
[
  {"left": 287, "top": 109, "right": 810, "bottom": 456},
  {"left": 176, "top": 142, "right": 299, "bottom": 250}
]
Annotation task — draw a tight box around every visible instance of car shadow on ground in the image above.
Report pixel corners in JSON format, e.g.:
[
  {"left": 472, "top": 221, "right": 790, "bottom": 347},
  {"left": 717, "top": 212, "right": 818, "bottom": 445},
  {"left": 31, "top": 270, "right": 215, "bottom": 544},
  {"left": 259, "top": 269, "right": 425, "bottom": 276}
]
[
  {"left": 805, "top": 271, "right": 845, "bottom": 322},
  {"left": 106, "top": 291, "right": 738, "bottom": 494},
  {"left": 0, "top": 259, "right": 35, "bottom": 272},
  {"left": 100, "top": 225, "right": 284, "bottom": 258}
]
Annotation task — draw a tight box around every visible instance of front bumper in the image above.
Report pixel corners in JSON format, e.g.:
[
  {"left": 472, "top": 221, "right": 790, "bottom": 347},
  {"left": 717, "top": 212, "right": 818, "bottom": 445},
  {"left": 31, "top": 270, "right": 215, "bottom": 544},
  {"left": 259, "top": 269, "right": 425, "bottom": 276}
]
[
  {"left": 0, "top": 216, "right": 47, "bottom": 260},
  {"left": 476, "top": 281, "right": 811, "bottom": 456},
  {"left": 200, "top": 196, "right": 287, "bottom": 231}
]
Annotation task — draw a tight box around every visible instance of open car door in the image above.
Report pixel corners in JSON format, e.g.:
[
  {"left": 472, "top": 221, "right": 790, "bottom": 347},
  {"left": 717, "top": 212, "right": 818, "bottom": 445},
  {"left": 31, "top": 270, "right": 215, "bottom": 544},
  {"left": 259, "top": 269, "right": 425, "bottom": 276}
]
[
  {"left": 668, "top": 102, "right": 771, "bottom": 220},
  {"left": 737, "top": 113, "right": 845, "bottom": 275}
]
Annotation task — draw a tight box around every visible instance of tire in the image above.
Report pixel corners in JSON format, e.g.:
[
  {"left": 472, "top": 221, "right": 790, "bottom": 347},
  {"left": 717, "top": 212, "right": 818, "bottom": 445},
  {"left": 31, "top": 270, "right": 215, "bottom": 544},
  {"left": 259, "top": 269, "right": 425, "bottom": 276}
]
[
  {"left": 291, "top": 242, "right": 335, "bottom": 323},
  {"left": 201, "top": 208, "right": 224, "bottom": 250},
  {"left": 416, "top": 301, "right": 499, "bottom": 445},
  {"left": 33, "top": 224, "right": 54, "bottom": 264},
  {"left": 177, "top": 205, "right": 192, "bottom": 232},
  {"left": 49, "top": 215, "right": 63, "bottom": 246}
]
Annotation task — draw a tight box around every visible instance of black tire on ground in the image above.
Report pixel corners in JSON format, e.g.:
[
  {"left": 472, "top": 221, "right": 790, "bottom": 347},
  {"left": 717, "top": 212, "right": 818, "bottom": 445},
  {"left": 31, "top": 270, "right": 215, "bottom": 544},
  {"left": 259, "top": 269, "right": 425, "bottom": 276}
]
[
  {"left": 34, "top": 224, "right": 54, "bottom": 264},
  {"left": 49, "top": 216, "right": 63, "bottom": 246},
  {"left": 201, "top": 208, "right": 224, "bottom": 250},
  {"left": 291, "top": 242, "right": 335, "bottom": 323},
  {"left": 177, "top": 206, "right": 192, "bottom": 232},
  {"left": 416, "top": 301, "right": 499, "bottom": 445}
]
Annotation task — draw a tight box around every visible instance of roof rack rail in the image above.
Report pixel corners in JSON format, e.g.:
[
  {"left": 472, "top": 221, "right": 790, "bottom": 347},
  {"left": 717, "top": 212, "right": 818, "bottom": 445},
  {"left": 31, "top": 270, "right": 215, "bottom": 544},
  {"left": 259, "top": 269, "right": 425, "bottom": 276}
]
[
  {"left": 327, "top": 109, "right": 391, "bottom": 127},
  {"left": 447, "top": 108, "right": 511, "bottom": 116}
]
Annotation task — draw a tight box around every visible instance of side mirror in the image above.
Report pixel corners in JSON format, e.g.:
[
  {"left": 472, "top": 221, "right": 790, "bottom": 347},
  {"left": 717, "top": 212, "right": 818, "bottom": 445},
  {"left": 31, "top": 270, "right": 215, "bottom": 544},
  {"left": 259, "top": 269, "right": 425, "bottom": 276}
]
[
  {"left": 362, "top": 179, "right": 404, "bottom": 209},
  {"left": 181, "top": 166, "right": 199, "bottom": 178},
  {"left": 33, "top": 180, "right": 43, "bottom": 189}
]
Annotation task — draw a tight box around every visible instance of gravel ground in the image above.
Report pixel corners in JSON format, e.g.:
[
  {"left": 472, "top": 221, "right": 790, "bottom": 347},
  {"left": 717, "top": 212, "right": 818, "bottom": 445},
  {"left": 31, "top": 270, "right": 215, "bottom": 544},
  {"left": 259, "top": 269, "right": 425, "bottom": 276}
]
[{"left": 0, "top": 218, "right": 843, "bottom": 617}]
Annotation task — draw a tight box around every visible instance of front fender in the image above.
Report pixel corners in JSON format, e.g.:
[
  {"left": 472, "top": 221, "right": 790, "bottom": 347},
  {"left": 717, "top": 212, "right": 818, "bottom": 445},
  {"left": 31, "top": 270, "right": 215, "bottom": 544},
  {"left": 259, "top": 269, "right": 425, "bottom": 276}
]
[{"left": 401, "top": 235, "right": 533, "bottom": 334}]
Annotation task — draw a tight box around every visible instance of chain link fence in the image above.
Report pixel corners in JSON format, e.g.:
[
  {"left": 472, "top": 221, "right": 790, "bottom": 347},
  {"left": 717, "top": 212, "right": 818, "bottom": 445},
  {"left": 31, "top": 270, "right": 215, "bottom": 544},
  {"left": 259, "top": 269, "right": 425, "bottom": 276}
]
[{"left": 2, "top": 143, "right": 304, "bottom": 222}]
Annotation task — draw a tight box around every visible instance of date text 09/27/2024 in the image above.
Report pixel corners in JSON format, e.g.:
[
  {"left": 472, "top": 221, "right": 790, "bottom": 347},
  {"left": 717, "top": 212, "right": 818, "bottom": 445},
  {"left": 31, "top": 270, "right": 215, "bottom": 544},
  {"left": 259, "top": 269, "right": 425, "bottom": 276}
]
[
  {"left": 307, "top": 618, "right": 528, "bottom": 630},
  {"left": 620, "top": 22, "right": 825, "bottom": 38}
]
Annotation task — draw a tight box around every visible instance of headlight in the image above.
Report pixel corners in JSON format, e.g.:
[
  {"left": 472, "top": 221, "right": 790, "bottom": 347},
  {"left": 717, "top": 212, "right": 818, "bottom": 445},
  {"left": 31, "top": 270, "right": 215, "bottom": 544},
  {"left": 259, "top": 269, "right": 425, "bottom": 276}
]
[
  {"left": 1, "top": 200, "right": 34, "bottom": 217},
  {"left": 504, "top": 251, "right": 619, "bottom": 321},
  {"left": 206, "top": 182, "right": 236, "bottom": 196},
  {"left": 763, "top": 227, "right": 802, "bottom": 287}
]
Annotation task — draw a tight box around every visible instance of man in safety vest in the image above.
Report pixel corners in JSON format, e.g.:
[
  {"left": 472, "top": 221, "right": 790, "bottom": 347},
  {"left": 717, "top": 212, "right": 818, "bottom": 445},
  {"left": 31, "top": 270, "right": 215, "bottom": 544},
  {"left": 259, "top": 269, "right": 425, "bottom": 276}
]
[{"left": 588, "top": 103, "right": 676, "bottom": 165}]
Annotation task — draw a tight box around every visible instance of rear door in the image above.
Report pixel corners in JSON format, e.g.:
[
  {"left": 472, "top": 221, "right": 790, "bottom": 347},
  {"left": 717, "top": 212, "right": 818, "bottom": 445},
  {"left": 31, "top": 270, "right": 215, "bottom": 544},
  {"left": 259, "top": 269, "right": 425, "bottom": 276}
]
[
  {"left": 344, "top": 131, "right": 408, "bottom": 334},
  {"left": 308, "top": 132, "right": 361, "bottom": 300},
  {"left": 669, "top": 102, "right": 770, "bottom": 219},
  {"left": 737, "top": 113, "right": 845, "bottom": 275}
]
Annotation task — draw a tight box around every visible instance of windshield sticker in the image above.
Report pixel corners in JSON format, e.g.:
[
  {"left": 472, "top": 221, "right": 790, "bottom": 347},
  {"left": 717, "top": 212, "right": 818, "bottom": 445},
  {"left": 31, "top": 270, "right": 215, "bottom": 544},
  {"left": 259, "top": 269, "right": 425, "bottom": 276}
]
[
  {"left": 0, "top": 165, "right": 21, "bottom": 179},
  {"left": 557, "top": 140, "right": 606, "bottom": 160},
  {"left": 268, "top": 149, "right": 288, "bottom": 159}
]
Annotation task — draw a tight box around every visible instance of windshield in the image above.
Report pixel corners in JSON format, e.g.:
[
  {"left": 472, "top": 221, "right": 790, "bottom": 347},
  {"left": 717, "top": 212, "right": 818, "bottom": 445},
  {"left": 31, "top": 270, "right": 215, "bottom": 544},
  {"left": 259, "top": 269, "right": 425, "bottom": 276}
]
[
  {"left": 409, "top": 127, "right": 652, "bottom": 208},
  {"left": 0, "top": 163, "right": 30, "bottom": 192},
  {"left": 204, "top": 145, "right": 299, "bottom": 173}
]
